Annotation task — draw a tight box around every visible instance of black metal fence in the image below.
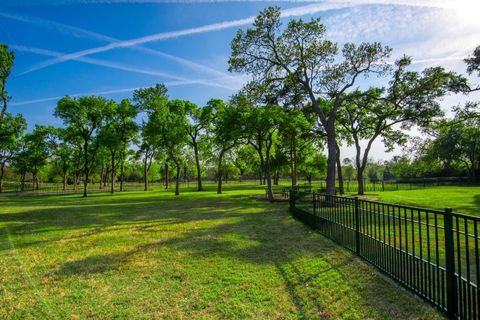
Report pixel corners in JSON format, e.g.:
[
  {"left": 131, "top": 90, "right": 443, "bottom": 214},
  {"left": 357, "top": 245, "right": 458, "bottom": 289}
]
[{"left": 290, "top": 189, "right": 479, "bottom": 320}]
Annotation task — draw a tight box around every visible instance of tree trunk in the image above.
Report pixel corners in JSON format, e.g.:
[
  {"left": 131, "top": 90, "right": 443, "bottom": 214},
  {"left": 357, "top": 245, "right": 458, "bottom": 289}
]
[
  {"left": 0, "top": 163, "right": 4, "bottom": 193},
  {"left": 357, "top": 168, "right": 365, "bottom": 196},
  {"left": 103, "top": 166, "right": 108, "bottom": 188},
  {"left": 165, "top": 162, "right": 169, "bottom": 189},
  {"left": 83, "top": 141, "right": 89, "bottom": 197},
  {"left": 193, "top": 143, "right": 203, "bottom": 191},
  {"left": 21, "top": 172, "right": 25, "bottom": 191},
  {"left": 336, "top": 143, "right": 344, "bottom": 195},
  {"left": 73, "top": 174, "right": 79, "bottom": 191},
  {"left": 63, "top": 174, "right": 67, "bottom": 191},
  {"left": 265, "top": 149, "right": 274, "bottom": 202},
  {"left": 290, "top": 131, "right": 297, "bottom": 187},
  {"left": 325, "top": 123, "right": 337, "bottom": 195},
  {"left": 175, "top": 162, "right": 180, "bottom": 196},
  {"left": 143, "top": 156, "right": 148, "bottom": 191},
  {"left": 120, "top": 155, "right": 125, "bottom": 192},
  {"left": 217, "top": 152, "right": 224, "bottom": 194},
  {"left": 110, "top": 152, "right": 115, "bottom": 194}
]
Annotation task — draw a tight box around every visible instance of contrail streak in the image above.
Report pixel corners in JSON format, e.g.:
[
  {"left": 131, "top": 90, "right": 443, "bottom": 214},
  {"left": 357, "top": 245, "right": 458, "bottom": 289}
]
[
  {"left": 12, "top": 0, "right": 459, "bottom": 75},
  {"left": 0, "top": 11, "right": 240, "bottom": 82},
  {"left": 11, "top": 78, "right": 232, "bottom": 106},
  {"left": 11, "top": 45, "right": 236, "bottom": 90}
]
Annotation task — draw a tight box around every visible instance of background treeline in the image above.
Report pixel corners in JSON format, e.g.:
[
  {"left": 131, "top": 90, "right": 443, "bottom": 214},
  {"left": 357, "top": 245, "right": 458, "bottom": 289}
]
[{"left": 1, "top": 8, "right": 479, "bottom": 199}]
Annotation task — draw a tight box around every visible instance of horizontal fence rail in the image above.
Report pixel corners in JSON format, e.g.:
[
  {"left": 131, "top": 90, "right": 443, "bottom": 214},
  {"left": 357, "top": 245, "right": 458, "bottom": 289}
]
[{"left": 289, "top": 189, "right": 479, "bottom": 320}]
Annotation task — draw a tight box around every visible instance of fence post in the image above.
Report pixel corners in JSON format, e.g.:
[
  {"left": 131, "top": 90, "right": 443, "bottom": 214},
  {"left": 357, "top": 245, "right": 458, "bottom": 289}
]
[
  {"left": 443, "top": 207, "right": 458, "bottom": 318},
  {"left": 313, "top": 191, "right": 316, "bottom": 217},
  {"left": 354, "top": 196, "right": 360, "bottom": 255},
  {"left": 289, "top": 189, "right": 293, "bottom": 212}
]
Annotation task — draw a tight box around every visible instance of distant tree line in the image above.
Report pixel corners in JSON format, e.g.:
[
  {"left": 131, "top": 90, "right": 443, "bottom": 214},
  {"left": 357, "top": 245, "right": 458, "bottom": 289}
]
[{"left": 1, "top": 7, "right": 479, "bottom": 199}]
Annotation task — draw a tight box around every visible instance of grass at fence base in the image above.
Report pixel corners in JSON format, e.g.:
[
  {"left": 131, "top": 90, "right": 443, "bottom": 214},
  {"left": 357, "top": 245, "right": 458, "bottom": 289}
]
[
  {"left": 0, "top": 184, "right": 443, "bottom": 319},
  {"left": 362, "top": 186, "right": 480, "bottom": 216}
]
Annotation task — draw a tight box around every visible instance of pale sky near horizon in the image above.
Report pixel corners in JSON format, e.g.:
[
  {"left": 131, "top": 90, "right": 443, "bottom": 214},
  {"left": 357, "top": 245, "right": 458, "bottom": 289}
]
[{"left": 0, "top": 0, "right": 479, "bottom": 161}]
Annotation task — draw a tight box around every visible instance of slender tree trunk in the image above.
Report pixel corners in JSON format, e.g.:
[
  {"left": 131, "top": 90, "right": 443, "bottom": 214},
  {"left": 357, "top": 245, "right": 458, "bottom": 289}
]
[
  {"left": 83, "top": 141, "right": 89, "bottom": 197},
  {"left": 217, "top": 152, "right": 224, "bottom": 194},
  {"left": 120, "top": 155, "right": 125, "bottom": 192},
  {"left": 73, "top": 174, "right": 78, "bottom": 191},
  {"left": 21, "top": 172, "right": 25, "bottom": 191},
  {"left": 63, "top": 173, "right": 67, "bottom": 191},
  {"left": 110, "top": 151, "right": 115, "bottom": 194},
  {"left": 165, "top": 162, "right": 169, "bottom": 189},
  {"left": 33, "top": 173, "right": 38, "bottom": 190},
  {"left": 143, "top": 156, "right": 148, "bottom": 191},
  {"left": 193, "top": 143, "right": 203, "bottom": 191},
  {"left": 99, "top": 165, "right": 104, "bottom": 189},
  {"left": 0, "top": 163, "right": 4, "bottom": 193},
  {"left": 336, "top": 143, "right": 344, "bottom": 195},
  {"left": 175, "top": 162, "right": 180, "bottom": 196},
  {"left": 290, "top": 131, "right": 297, "bottom": 187},
  {"left": 265, "top": 148, "right": 274, "bottom": 202},
  {"left": 103, "top": 166, "right": 108, "bottom": 188}
]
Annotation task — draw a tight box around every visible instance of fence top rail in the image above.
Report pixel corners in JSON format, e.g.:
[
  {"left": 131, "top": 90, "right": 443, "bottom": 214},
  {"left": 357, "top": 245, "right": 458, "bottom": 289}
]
[
  {"left": 452, "top": 211, "right": 480, "bottom": 222},
  {"left": 296, "top": 189, "right": 480, "bottom": 221}
]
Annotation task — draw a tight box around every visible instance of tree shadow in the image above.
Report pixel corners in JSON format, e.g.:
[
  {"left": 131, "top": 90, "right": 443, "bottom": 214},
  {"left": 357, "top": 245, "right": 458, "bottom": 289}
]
[{"left": 1, "top": 190, "right": 442, "bottom": 319}]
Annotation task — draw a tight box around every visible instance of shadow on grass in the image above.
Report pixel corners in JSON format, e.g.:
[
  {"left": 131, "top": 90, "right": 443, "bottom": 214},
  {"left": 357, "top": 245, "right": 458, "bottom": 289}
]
[{"left": 0, "top": 189, "right": 442, "bottom": 319}]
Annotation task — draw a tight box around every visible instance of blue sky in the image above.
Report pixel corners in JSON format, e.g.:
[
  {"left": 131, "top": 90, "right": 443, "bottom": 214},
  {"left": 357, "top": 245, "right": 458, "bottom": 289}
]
[{"left": 1, "top": 0, "right": 479, "bottom": 159}]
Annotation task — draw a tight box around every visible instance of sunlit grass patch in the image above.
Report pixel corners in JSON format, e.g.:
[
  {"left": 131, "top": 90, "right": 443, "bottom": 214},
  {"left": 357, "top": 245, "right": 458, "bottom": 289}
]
[{"left": 0, "top": 184, "right": 443, "bottom": 319}]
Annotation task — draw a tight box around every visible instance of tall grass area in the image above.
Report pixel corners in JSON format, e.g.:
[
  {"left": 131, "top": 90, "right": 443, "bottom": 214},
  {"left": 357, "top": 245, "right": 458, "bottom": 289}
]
[{"left": 0, "top": 183, "right": 442, "bottom": 319}]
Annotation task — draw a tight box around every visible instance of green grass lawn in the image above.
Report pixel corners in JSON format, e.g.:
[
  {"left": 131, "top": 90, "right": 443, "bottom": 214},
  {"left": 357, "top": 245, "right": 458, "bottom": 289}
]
[
  {"left": 0, "top": 183, "right": 443, "bottom": 319},
  {"left": 362, "top": 186, "right": 480, "bottom": 216}
]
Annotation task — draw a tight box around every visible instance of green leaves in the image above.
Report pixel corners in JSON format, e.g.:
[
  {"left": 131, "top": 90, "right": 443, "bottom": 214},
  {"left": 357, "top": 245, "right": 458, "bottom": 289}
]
[{"left": 0, "top": 44, "right": 14, "bottom": 123}]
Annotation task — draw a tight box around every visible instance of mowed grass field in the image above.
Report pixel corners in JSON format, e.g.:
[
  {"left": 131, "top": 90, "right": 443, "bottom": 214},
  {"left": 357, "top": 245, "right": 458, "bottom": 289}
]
[
  {"left": 0, "top": 182, "right": 445, "bottom": 320},
  {"left": 363, "top": 186, "right": 480, "bottom": 216}
]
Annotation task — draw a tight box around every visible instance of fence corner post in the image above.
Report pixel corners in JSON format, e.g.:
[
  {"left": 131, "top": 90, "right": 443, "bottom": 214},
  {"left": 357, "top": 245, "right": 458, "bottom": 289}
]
[
  {"left": 354, "top": 196, "right": 360, "bottom": 255},
  {"left": 443, "top": 207, "right": 458, "bottom": 318}
]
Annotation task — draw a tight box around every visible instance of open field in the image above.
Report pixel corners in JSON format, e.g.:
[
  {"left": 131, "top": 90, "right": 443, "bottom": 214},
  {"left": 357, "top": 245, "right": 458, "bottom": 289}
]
[
  {"left": 363, "top": 186, "right": 480, "bottom": 216},
  {"left": 0, "top": 183, "right": 443, "bottom": 319}
]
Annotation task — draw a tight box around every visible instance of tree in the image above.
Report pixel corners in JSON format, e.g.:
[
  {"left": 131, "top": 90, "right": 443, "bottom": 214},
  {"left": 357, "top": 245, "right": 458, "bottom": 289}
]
[
  {"left": 279, "top": 108, "right": 316, "bottom": 188},
  {"left": 55, "top": 96, "right": 112, "bottom": 197},
  {"left": 134, "top": 84, "right": 168, "bottom": 191},
  {"left": 208, "top": 99, "right": 241, "bottom": 194},
  {"left": 13, "top": 125, "right": 55, "bottom": 190},
  {"left": 337, "top": 57, "right": 460, "bottom": 195},
  {"left": 427, "top": 107, "right": 480, "bottom": 181},
  {"left": 298, "top": 150, "right": 327, "bottom": 185},
  {"left": 465, "top": 46, "right": 480, "bottom": 83},
  {"left": 184, "top": 101, "right": 212, "bottom": 191},
  {"left": 0, "top": 113, "right": 26, "bottom": 192},
  {"left": 99, "top": 99, "right": 138, "bottom": 193},
  {"left": 238, "top": 102, "right": 283, "bottom": 201},
  {"left": 52, "top": 128, "right": 76, "bottom": 191},
  {"left": 160, "top": 100, "right": 189, "bottom": 196},
  {"left": 233, "top": 145, "right": 257, "bottom": 181},
  {"left": 229, "top": 7, "right": 391, "bottom": 194},
  {"left": 0, "top": 44, "right": 14, "bottom": 125}
]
